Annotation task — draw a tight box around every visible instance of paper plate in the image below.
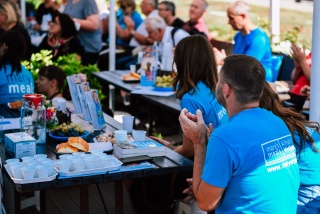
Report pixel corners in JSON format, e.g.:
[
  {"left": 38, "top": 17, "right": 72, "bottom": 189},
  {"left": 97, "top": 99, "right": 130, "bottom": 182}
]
[{"left": 49, "top": 130, "right": 90, "bottom": 141}]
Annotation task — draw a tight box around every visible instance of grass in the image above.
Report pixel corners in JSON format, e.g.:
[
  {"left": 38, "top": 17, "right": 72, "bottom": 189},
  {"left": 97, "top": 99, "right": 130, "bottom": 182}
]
[{"left": 174, "top": 0, "right": 313, "bottom": 49}]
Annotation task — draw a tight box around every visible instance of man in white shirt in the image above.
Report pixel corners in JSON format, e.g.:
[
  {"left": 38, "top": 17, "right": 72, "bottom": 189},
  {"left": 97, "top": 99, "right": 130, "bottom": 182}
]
[
  {"left": 127, "top": 0, "right": 159, "bottom": 47},
  {"left": 145, "top": 16, "right": 189, "bottom": 70}
]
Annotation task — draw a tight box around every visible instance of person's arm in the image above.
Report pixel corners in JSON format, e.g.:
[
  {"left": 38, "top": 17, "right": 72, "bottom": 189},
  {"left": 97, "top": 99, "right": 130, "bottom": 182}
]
[
  {"left": 116, "top": 16, "right": 134, "bottom": 40},
  {"left": 129, "top": 31, "right": 153, "bottom": 45},
  {"left": 291, "top": 44, "right": 311, "bottom": 82},
  {"left": 101, "top": 16, "right": 109, "bottom": 36},
  {"left": 74, "top": 14, "right": 99, "bottom": 31},
  {"left": 179, "top": 109, "right": 224, "bottom": 211}
]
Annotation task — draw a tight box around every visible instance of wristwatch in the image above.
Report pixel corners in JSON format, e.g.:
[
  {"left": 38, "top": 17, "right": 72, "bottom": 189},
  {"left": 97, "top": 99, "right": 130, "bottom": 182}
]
[{"left": 130, "top": 30, "right": 135, "bottom": 36}]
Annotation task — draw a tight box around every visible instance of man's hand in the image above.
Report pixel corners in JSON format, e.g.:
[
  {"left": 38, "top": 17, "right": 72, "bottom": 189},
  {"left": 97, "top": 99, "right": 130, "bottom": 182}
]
[
  {"left": 179, "top": 109, "right": 207, "bottom": 145},
  {"left": 213, "top": 48, "right": 226, "bottom": 66},
  {"left": 183, "top": 178, "right": 196, "bottom": 204},
  {"left": 123, "top": 16, "right": 134, "bottom": 31},
  {"left": 300, "top": 85, "right": 310, "bottom": 97}
]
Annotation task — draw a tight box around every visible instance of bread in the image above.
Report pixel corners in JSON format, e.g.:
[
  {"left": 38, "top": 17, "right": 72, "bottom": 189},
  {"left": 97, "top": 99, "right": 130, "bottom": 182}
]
[
  {"left": 56, "top": 143, "right": 78, "bottom": 153},
  {"left": 130, "top": 72, "right": 140, "bottom": 79},
  {"left": 122, "top": 72, "right": 140, "bottom": 80},
  {"left": 67, "top": 137, "right": 89, "bottom": 152},
  {"left": 8, "top": 99, "right": 22, "bottom": 109}
]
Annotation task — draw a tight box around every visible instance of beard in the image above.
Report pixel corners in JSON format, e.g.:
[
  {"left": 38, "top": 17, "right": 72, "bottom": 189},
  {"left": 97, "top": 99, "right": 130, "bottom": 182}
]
[{"left": 216, "top": 85, "right": 227, "bottom": 109}]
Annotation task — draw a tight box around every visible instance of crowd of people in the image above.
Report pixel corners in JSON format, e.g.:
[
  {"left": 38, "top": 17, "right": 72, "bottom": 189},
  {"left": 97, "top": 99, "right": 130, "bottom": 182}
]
[{"left": 0, "top": 0, "right": 318, "bottom": 213}]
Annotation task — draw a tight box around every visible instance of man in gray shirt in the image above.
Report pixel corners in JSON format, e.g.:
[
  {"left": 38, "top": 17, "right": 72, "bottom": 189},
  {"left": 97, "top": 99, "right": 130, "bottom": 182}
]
[{"left": 64, "top": 0, "right": 102, "bottom": 65}]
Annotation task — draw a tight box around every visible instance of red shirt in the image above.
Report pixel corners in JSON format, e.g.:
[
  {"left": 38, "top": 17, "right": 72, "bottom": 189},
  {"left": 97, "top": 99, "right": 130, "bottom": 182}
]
[{"left": 290, "top": 52, "right": 312, "bottom": 95}]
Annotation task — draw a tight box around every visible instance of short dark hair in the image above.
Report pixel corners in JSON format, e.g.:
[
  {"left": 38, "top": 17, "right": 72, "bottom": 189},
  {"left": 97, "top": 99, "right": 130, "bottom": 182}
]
[
  {"left": 173, "top": 35, "right": 218, "bottom": 99},
  {"left": 159, "top": 1, "right": 175, "bottom": 16},
  {"left": 0, "top": 30, "right": 26, "bottom": 73},
  {"left": 55, "top": 13, "right": 78, "bottom": 39},
  {"left": 221, "top": 54, "right": 266, "bottom": 104},
  {"left": 38, "top": 65, "right": 66, "bottom": 90},
  {"left": 150, "top": 0, "right": 158, "bottom": 8}
]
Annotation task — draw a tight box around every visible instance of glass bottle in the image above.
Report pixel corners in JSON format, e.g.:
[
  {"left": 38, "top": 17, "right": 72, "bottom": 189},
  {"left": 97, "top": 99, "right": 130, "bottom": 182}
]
[{"left": 21, "top": 94, "right": 46, "bottom": 144}]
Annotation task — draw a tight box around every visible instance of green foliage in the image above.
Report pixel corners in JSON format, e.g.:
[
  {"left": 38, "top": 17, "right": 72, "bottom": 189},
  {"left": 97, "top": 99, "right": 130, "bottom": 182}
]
[
  {"left": 26, "top": 0, "right": 42, "bottom": 9},
  {"left": 281, "top": 25, "right": 303, "bottom": 44},
  {"left": 22, "top": 50, "right": 105, "bottom": 101},
  {"left": 152, "top": 133, "right": 163, "bottom": 139}
]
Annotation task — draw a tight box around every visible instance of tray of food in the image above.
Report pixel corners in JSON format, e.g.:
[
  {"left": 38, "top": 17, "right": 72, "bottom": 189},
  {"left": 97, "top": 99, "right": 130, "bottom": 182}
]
[
  {"left": 93, "top": 132, "right": 134, "bottom": 144},
  {"left": 121, "top": 72, "right": 141, "bottom": 83},
  {"left": 49, "top": 123, "right": 90, "bottom": 141},
  {"left": 153, "top": 75, "right": 174, "bottom": 91}
]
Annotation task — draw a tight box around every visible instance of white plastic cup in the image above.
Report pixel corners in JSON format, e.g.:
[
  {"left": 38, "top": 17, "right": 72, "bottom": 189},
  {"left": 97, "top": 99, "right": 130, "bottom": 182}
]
[
  {"left": 132, "top": 130, "right": 147, "bottom": 141},
  {"left": 42, "top": 161, "right": 55, "bottom": 176},
  {"left": 6, "top": 158, "right": 20, "bottom": 165},
  {"left": 36, "top": 157, "right": 50, "bottom": 164},
  {"left": 130, "top": 64, "right": 136, "bottom": 73},
  {"left": 21, "top": 156, "right": 34, "bottom": 162},
  {"left": 114, "top": 130, "right": 128, "bottom": 144},
  {"left": 85, "top": 157, "right": 98, "bottom": 169},
  {"left": 26, "top": 162, "right": 39, "bottom": 169},
  {"left": 36, "top": 165, "right": 50, "bottom": 178},
  {"left": 92, "top": 153, "right": 106, "bottom": 157},
  {"left": 122, "top": 116, "right": 134, "bottom": 133},
  {"left": 72, "top": 159, "right": 85, "bottom": 171},
  {"left": 73, "top": 152, "right": 86, "bottom": 157},
  {"left": 22, "top": 159, "right": 37, "bottom": 166},
  {"left": 21, "top": 166, "right": 35, "bottom": 179},
  {"left": 55, "top": 160, "right": 71, "bottom": 172},
  {"left": 99, "top": 156, "right": 113, "bottom": 168},
  {"left": 59, "top": 154, "right": 72, "bottom": 160},
  {"left": 11, "top": 165, "right": 24, "bottom": 179},
  {"left": 34, "top": 154, "right": 47, "bottom": 161},
  {"left": 80, "top": 154, "right": 92, "bottom": 159}
]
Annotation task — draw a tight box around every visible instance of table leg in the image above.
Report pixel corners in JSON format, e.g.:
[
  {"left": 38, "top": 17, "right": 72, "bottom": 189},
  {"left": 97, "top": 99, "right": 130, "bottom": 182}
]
[
  {"left": 115, "top": 181, "right": 123, "bottom": 214},
  {"left": 13, "top": 189, "right": 21, "bottom": 214},
  {"left": 109, "top": 85, "right": 115, "bottom": 112},
  {"left": 40, "top": 190, "right": 46, "bottom": 214},
  {"left": 80, "top": 185, "right": 89, "bottom": 214},
  {"left": 148, "top": 103, "right": 154, "bottom": 135}
]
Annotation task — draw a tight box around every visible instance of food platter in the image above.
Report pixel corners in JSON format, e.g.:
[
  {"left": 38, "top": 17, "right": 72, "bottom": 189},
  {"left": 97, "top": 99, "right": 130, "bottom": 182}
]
[
  {"left": 121, "top": 72, "right": 140, "bottom": 83},
  {"left": 49, "top": 130, "right": 90, "bottom": 141},
  {"left": 153, "top": 86, "right": 174, "bottom": 92},
  {"left": 55, "top": 142, "right": 113, "bottom": 154}
]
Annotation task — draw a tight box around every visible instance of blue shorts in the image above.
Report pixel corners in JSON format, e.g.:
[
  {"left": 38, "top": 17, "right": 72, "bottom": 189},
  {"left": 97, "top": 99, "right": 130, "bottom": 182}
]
[{"left": 297, "top": 185, "right": 320, "bottom": 214}]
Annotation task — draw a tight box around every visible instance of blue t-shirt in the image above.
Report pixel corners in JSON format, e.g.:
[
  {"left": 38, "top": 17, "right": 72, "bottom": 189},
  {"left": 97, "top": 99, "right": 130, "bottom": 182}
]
[
  {"left": 294, "top": 127, "right": 320, "bottom": 186},
  {"left": 233, "top": 28, "right": 273, "bottom": 82},
  {"left": 0, "top": 65, "right": 34, "bottom": 104},
  {"left": 110, "top": 10, "right": 143, "bottom": 47},
  {"left": 64, "top": 0, "right": 102, "bottom": 53},
  {"left": 202, "top": 107, "right": 300, "bottom": 213},
  {"left": 180, "top": 81, "right": 228, "bottom": 128}
]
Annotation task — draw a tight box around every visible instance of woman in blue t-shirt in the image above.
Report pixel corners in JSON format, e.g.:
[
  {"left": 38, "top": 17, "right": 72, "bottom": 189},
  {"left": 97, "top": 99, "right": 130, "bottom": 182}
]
[
  {"left": 150, "top": 35, "right": 228, "bottom": 158},
  {"left": 260, "top": 82, "right": 320, "bottom": 213},
  {"left": 0, "top": 31, "right": 34, "bottom": 105}
]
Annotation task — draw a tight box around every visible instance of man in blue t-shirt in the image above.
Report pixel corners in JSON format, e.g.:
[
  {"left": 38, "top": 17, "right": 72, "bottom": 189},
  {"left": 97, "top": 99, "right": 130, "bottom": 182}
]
[
  {"left": 179, "top": 55, "right": 299, "bottom": 213},
  {"left": 214, "top": 1, "right": 273, "bottom": 82}
]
